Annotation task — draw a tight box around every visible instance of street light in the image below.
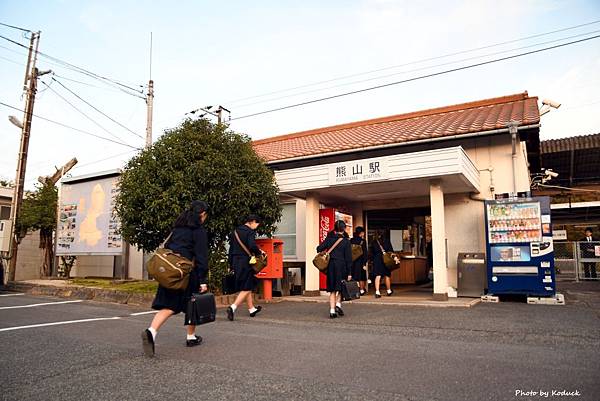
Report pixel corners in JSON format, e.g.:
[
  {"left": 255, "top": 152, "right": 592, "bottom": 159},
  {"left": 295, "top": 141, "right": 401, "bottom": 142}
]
[{"left": 8, "top": 115, "right": 23, "bottom": 129}]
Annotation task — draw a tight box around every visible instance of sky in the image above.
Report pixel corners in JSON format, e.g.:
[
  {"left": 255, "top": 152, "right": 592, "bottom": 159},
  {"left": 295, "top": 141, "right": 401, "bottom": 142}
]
[{"left": 0, "top": 0, "right": 599, "bottom": 189}]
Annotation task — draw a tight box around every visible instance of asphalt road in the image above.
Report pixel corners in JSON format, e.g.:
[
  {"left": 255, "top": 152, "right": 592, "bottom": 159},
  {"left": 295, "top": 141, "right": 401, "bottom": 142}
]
[{"left": 0, "top": 290, "right": 599, "bottom": 401}]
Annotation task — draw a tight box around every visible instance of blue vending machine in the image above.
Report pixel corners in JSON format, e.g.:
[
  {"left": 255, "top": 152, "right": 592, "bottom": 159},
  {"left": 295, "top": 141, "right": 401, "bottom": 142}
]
[{"left": 484, "top": 196, "right": 555, "bottom": 296}]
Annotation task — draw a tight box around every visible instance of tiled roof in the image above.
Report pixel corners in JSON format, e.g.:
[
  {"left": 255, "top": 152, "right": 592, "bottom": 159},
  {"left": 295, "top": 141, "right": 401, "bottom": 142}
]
[
  {"left": 253, "top": 92, "right": 540, "bottom": 162},
  {"left": 540, "top": 133, "right": 600, "bottom": 153}
]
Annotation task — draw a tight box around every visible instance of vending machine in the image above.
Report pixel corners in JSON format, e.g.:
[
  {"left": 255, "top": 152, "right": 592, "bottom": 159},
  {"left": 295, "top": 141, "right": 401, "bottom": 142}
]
[
  {"left": 318, "top": 208, "right": 353, "bottom": 291},
  {"left": 484, "top": 196, "right": 555, "bottom": 297}
]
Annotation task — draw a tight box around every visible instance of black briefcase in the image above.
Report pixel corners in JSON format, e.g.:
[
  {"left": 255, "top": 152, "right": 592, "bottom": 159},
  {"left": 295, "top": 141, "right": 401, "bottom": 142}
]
[
  {"left": 341, "top": 280, "right": 361, "bottom": 301},
  {"left": 222, "top": 272, "right": 237, "bottom": 295},
  {"left": 185, "top": 292, "right": 217, "bottom": 325}
]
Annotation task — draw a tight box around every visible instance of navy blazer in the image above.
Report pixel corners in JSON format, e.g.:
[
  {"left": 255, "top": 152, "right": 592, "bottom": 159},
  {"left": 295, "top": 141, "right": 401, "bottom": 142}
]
[
  {"left": 165, "top": 225, "right": 209, "bottom": 285},
  {"left": 228, "top": 224, "right": 261, "bottom": 262}
]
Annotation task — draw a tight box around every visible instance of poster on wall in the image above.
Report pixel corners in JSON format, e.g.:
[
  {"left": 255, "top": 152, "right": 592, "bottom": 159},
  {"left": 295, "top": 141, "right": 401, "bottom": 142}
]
[{"left": 56, "top": 175, "right": 123, "bottom": 255}]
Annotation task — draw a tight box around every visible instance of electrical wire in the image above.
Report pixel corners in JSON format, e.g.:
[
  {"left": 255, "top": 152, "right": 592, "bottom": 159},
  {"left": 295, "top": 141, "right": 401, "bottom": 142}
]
[
  {"left": 0, "top": 21, "right": 32, "bottom": 33},
  {"left": 39, "top": 79, "right": 134, "bottom": 145},
  {"left": 233, "top": 29, "right": 600, "bottom": 109},
  {"left": 71, "top": 149, "right": 139, "bottom": 170},
  {"left": 0, "top": 33, "right": 145, "bottom": 98},
  {"left": 0, "top": 100, "right": 141, "bottom": 149},
  {"left": 229, "top": 33, "right": 600, "bottom": 121},
  {"left": 51, "top": 76, "right": 144, "bottom": 139},
  {"left": 220, "top": 19, "right": 600, "bottom": 106}
]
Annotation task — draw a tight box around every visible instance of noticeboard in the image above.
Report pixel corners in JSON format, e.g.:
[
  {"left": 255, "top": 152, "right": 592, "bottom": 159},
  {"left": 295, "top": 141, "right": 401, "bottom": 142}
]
[{"left": 56, "top": 175, "right": 122, "bottom": 255}]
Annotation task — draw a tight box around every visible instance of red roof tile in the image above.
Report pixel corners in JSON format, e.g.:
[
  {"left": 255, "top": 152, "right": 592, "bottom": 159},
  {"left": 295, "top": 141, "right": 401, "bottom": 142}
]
[{"left": 253, "top": 92, "right": 540, "bottom": 162}]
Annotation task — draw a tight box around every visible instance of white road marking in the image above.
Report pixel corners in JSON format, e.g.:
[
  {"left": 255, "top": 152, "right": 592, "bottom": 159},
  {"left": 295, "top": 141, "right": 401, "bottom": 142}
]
[
  {"left": 129, "top": 311, "right": 158, "bottom": 316},
  {"left": 0, "top": 317, "right": 122, "bottom": 332},
  {"left": 0, "top": 300, "right": 83, "bottom": 310},
  {"left": 0, "top": 293, "right": 25, "bottom": 297}
]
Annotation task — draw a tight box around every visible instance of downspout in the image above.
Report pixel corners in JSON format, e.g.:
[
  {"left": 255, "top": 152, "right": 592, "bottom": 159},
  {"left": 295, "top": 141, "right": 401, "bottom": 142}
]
[{"left": 508, "top": 122, "right": 519, "bottom": 195}]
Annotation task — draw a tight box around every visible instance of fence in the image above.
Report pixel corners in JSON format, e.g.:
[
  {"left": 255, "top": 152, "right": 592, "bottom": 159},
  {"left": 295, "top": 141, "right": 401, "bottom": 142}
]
[{"left": 554, "top": 241, "right": 600, "bottom": 281}]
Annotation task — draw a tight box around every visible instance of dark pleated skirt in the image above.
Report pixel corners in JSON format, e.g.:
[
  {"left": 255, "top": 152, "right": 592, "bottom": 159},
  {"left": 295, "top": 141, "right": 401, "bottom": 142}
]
[
  {"left": 372, "top": 254, "right": 391, "bottom": 277},
  {"left": 326, "top": 257, "right": 347, "bottom": 293},
  {"left": 152, "top": 272, "right": 199, "bottom": 321},
  {"left": 231, "top": 255, "right": 258, "bottom": 292},
  {"left": 351, "top": 259, "right": 367, "bottom": 281}
]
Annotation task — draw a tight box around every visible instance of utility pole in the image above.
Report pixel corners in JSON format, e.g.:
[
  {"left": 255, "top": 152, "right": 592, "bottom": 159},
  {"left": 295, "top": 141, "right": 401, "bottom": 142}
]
[
  {"left": 145, "top": 32, "right": 154, "bottom": 148},
  {"left": 216, "top": 105, "right": 230, "bottom": 124},
  {"left": 188, "top": 105, "right": 230, "bottom": 124},
  {"left": 7, "top": 31, "right": 41, "bottom": 282}
]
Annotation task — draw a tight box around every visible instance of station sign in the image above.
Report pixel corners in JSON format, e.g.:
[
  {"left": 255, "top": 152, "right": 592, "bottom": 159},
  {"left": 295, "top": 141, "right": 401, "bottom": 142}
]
[{"left": 328, "top": 157, "right": 388, "bottom": 186}]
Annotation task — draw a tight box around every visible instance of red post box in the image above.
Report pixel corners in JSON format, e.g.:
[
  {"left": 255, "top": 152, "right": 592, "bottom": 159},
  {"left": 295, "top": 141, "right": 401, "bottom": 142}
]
[{"left": 255, "top": 238, "right": 284, "bottom": 300}]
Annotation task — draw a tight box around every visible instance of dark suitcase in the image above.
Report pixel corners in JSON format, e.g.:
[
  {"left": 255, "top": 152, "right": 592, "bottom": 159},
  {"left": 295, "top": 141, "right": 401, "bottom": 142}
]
[
  {"left": 222, "top": 272, "right": 237, "bottom": 295},
  {"left": 341, "top": 280, "right": 361, "bottom": 301},
  {"left": 185, "top": 292, "right": 217, "bottom": 325}
]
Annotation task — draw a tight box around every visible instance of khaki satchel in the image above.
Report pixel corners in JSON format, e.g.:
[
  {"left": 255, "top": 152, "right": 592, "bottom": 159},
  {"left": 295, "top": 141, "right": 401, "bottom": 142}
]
[
  {"left": 312, "top": 237, "right": 344, "bottom": 273},
  {"left": 351, "top": 242, "right": 364, "bottom": 262},
  {"left": 234, "top": 230, "right": 268, "bottom": 273},
  {"left": 147, "top": 233, "right": 194, "bottom": 291},
  {"left": 377, "top": 240, "right": 400, "bottom": 270}
]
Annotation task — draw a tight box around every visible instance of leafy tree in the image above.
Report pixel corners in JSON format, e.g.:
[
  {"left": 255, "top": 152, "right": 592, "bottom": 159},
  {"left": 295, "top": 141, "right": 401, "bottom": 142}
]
[
  {"left": 16, "top": 183, "right": 57, "bottom": 277},
  {"left": 116, "top": 119, "right": 281, "bottom": 291},
  {"left": 0, "top": 178, "right": 13, "bottom": 187}
]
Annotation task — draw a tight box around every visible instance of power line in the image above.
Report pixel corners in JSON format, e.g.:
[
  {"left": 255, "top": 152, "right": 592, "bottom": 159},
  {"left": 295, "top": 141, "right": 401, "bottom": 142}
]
[
  {"left": 51, "top": 76, "right": 144, "bottom": 139},
  {"left": 0, "top": 21, "right": 32, "bottom": 33},
  {"left": 40, "top": 79, "right": 133, "bottom": 145},
  {"left": 233, "top": 29, "right": 600, "bottom": 109},
  {"left": 220, "top": 19, "right": 600, "bottom": 106},
  {"left": 0, "top": 100, "right": 140, "bottom": 149},
  {"left": 71, "top": 149, "right": 139, "bottom": 170},
  {"left": 229, "top": 33, "right": 600, "bottom": 121},
  {"left": 0, "top": 33, "right": 145, "bottom": 97}
]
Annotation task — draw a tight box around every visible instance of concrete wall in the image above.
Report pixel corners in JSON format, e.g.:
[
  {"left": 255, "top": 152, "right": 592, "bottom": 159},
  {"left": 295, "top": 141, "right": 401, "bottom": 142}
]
[{"left": 14, "top": 231, "right": 44, "bottom": 281}]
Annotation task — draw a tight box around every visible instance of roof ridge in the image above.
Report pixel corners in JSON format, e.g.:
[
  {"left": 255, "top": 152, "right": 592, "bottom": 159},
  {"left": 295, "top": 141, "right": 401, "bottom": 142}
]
[{"left": 253, "top": 92, "right": 532, "bottom": 146}]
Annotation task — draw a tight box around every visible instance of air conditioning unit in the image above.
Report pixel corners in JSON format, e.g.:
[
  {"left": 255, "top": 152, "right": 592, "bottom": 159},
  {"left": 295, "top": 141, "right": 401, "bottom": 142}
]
[{"left": 0, "top": 220, "right": 12, "bottom": 252}]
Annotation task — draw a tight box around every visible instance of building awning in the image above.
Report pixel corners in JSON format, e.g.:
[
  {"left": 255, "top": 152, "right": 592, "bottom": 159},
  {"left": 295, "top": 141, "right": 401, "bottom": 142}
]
[
  {"left": 276, "top": 146, "right": 479, "bottom": 203},
  {"left": 253, "top": 92, "right": 540, "bottom": 164}
]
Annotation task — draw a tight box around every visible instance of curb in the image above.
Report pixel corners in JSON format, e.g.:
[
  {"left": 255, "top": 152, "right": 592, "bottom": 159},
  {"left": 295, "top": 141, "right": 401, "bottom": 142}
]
[{"left": 5, "top": 282, "right": 263, "bottom": 309}]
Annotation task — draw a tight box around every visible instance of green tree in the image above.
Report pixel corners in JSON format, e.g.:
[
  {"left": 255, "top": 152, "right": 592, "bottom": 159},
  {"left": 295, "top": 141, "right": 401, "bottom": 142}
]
[
  {"left": 116, "top": 119, "right": 281, "bottom": 290},
  {"left": 16, "top": 182, "right": 58, "bottom": 277}
]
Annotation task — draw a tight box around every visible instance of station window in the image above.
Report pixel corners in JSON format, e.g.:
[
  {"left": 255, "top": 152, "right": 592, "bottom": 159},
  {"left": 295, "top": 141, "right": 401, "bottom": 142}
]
[{"left": 275, "top": 203, "right": 296, "bottom": 258}]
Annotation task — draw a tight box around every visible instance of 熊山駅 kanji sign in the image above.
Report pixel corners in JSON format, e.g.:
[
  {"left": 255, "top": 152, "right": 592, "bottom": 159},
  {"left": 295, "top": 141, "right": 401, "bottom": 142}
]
[{"left": 328, "top": 157, "right": 388, "bottom": 185}]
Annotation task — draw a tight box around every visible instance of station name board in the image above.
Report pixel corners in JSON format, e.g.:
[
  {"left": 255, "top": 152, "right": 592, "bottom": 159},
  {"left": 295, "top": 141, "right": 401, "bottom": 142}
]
[{"left": 328, "top": 158, "right": 388, "bottom": 186}]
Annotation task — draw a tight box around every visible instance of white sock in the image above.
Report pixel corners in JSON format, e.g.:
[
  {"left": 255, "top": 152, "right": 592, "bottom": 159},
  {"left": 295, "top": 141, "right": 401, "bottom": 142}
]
[
  {"left": 376, "top": 291, "right": 381, "bottom": 295},
  {"left": 387, "top": 289, "right": 392, "bottom": 294},
  {"left": 230, "top": 304, "right": 237, "bottom": 312},
  {"left": 186, "top": 334, "right": 197, "bottom": 340},
  {"left": 335, "top": 302, "right": 342, "bottom": 308},
  {"left": 330, "top": 308, "right": 336, "bottom": 314},
  {"left": 249, "top": 307, "right": 258, "bottom": 314},
  {"left": 148, "top": 327, "right": 157, "bottom": 341}
]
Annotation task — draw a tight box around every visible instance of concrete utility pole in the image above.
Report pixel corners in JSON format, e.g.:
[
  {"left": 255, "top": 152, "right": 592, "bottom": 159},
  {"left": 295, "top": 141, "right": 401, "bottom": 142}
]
[
  {"left": 145, "top": 32, "right": 154, "bottom": 148},
  {"left": 216, "top": 105, "right": 230, "bottom": 124},
  {"left": 145, "top": 80, "right": 154, "bottom": 148},
  {"left": 7, "top": 31, "right": 41, "bottom": 282}
]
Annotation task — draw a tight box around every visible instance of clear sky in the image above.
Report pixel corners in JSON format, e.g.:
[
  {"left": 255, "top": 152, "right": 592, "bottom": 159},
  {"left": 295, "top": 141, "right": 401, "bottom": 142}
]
[{"left": 1, "top": 0, "right": 599, "bottom": 188}]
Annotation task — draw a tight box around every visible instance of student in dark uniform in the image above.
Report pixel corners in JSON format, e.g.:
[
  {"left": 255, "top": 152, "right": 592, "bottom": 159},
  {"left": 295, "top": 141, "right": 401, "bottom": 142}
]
[
  {"left": 227, "top": 215, "right": 266, "bottom": 321},
  {"left": 141, "top": 200, "right": 209, "bottom": 357},
  {"left": 371, "top": 230, "right": 395, "bottom": 298},
  {"left": 580, "top": 227, "right": 597, "bottom": 279},
  {"left": 317, "top": 220, "right": 352, "bottom": 318},
  {"left": 350, "top": 226, "right": 368, "bottom": 296}
]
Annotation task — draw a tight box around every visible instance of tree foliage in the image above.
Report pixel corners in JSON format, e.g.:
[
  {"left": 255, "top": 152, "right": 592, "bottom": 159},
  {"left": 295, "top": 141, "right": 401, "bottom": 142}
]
[
  {"left": 116, "top": 119, "right": 281, "bottom": 253},
  {"left": 16, "top": 182, "right": 58, "bottom": 276}
]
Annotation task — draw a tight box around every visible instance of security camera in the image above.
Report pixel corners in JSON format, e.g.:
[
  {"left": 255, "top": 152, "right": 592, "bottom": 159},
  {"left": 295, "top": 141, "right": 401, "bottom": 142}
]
[{"left": 542, "top": 99, "right": 561, "bottom": 109}]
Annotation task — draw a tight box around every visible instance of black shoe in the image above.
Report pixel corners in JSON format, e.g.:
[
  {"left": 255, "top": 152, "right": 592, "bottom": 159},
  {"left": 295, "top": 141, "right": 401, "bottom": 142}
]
[
  {"left": 186, "top": 335, "right": 203, "bottom": 347},
  {"left": 335, "top": 306, "right": 344, "bottom": 316},
  {"left": 329, "top": 312, "right": 338, "bottom": 319},
  {"left": 375, "top": 293, "right": 381, "bottom": 298},
  {"left": 227, "top": 306, "right": 235, "bottom": 321},
  {"left": 141, "top": 329, "right": 155, "bottom": 358},
  {"left": 359, "top": 290, "right": 366, "bottom": 296},
  {"left": 387, "top": 290, "right": 394, "bottom": 296},
  {"left": 249, "top": 305, "right": 262, "bottom": 317}
]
